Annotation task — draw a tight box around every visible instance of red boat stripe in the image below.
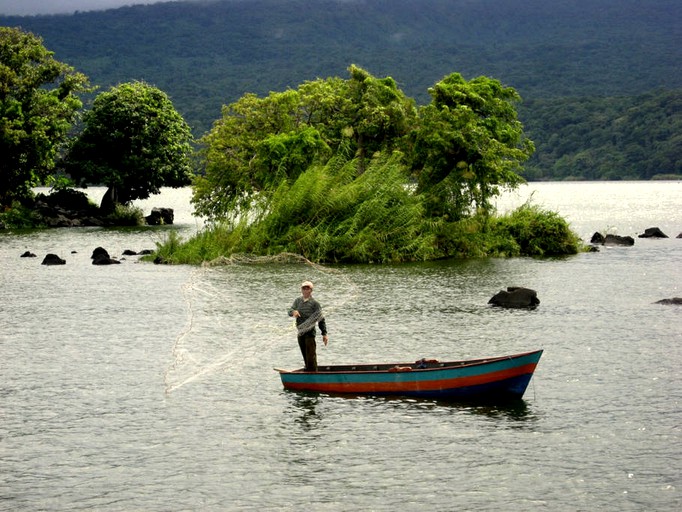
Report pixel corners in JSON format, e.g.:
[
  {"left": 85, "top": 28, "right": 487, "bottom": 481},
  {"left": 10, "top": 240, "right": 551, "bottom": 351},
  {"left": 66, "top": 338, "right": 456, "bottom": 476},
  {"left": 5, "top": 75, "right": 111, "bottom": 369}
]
[{"left": 284, "top": 363, "right": 538, "bottom": 393}]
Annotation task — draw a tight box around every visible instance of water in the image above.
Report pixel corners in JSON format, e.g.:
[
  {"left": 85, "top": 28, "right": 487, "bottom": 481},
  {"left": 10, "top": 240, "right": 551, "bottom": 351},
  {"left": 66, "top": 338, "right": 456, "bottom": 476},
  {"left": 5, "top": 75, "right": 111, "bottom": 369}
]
[{"left": 1, "top": 182, "right": 681, "bottom": 511}]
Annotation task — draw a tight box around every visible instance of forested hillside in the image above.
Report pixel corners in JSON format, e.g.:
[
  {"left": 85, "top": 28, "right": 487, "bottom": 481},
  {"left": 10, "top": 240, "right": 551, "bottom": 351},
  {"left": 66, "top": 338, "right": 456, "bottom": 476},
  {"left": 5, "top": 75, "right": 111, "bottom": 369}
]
[
  {"left": 2, "top": 0, "right": 680, "bottom": 180},
  {"left": 523, "top": 90, "right": 682, "bottom": 180}
]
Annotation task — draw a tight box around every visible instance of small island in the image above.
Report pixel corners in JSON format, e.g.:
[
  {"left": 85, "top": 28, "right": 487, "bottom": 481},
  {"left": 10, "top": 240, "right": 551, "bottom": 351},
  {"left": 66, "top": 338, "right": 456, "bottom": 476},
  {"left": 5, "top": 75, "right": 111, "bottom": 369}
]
[{"left": 1, "top": 27, "right": 581, "bottom": 264}]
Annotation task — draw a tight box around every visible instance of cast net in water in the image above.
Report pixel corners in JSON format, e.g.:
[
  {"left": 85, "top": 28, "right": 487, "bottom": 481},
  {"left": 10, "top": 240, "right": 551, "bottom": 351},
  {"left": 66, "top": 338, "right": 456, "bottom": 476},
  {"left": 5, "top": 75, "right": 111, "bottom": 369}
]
[{"left": 163, "top": 253, "right": 357, "bottom": 394}]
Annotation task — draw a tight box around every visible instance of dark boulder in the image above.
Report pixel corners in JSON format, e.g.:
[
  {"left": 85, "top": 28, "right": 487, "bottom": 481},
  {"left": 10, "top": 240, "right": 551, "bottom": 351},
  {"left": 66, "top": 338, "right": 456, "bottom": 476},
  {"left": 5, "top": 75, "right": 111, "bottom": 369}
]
[
  {"left": 655, "top": 297, "right": 682, "bottom": 305},
  {"left": 34, "top": 189, "right": 103, "bottom": 227},
  {"left": 92, "top": 253, "right": 121, "bottom": 265},
  {"left": 604, "top": 234, "right": 635, "bottom": 246},
  {"left": 145, "top": 207, "right": 174, "bottom": 225},
  {"left": 122, "top": 249, "right": 138, "bottom": 256},
  {"left": 20, "top": 251, "right": 37, "bottom": 258},
  {"left": 488, "top": 287, "right": 540, "bottom": 309},
  {"left": 590, "top": 232, "right": 605, "bottom": 244},
  {"left": 44, "top": 213, "right": 74, "bottom": 227},
  {"left": 590, "top": 232, "right": 635, "bottom": 246},
  {"left": 677, "top": 233, "right": 682, "bottom": 239},
  {"left": 99, "top": 185, "right": 118, "bottom": 215},
  {"left": 42, "top": 253, "right": 66, "bottom": 265},
  {"left": 138, "top": 249, "right": 154, "bottom": 255},
  {"left": 91, "top": 247, "right": 110, "bottom": 260},
  {"left": 638, "top": 227, "right": 668, "bottom": 238}
]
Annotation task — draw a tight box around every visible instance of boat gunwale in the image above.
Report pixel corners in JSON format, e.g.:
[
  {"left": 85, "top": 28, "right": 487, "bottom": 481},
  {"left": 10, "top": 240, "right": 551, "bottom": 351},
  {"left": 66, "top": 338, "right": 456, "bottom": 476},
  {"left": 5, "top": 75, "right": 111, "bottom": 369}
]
[{"left": 275, "top": 349, "right": 543, "bottom": 376}]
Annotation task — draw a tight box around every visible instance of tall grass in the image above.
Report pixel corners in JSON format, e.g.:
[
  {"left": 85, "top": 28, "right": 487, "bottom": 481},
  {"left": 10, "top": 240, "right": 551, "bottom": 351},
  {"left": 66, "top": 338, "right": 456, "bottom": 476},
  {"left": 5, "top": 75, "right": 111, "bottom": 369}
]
[{"left": 153, "top": 159, "right": 583, "bottom": 264}]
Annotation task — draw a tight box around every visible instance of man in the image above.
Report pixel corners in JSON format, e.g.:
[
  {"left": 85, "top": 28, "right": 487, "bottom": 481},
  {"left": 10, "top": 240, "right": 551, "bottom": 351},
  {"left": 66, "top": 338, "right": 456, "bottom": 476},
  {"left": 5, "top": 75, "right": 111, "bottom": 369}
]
[{"left": 288, "top": 281, "right": 328, "bottom": 371}]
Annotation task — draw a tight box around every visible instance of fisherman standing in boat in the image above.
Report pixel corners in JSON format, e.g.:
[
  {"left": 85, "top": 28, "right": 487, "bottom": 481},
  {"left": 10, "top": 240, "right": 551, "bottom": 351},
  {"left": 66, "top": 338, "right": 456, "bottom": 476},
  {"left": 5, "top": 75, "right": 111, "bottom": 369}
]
[{"left": 288, "top": 281, "right": 328, "bottom": 371}]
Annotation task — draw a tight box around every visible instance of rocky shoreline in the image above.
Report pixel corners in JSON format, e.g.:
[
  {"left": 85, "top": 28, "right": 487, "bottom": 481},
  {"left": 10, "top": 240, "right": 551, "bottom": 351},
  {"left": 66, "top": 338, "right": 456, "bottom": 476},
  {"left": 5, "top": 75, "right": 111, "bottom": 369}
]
[{"left": 0, "top": 188, "right": 174, "bottom": 229}]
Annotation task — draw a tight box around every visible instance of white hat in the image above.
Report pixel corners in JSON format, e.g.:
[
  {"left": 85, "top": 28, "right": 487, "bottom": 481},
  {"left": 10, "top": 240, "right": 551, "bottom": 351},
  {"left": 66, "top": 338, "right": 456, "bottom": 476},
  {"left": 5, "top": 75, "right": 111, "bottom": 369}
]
[{"left": 301, "top": 281, "right": 314, "bottom": 289}]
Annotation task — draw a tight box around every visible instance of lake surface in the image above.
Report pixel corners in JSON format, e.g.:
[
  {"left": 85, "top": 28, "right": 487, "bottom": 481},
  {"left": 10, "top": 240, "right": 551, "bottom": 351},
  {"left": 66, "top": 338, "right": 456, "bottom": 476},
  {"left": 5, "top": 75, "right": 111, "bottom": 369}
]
[{"left": 1, "top": 182, "right": 680, "bottom": 511}]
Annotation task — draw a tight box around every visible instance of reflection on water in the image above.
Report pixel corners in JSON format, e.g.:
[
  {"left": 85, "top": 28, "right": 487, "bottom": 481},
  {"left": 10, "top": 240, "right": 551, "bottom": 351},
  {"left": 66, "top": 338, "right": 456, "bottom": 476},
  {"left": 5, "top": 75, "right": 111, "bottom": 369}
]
[
  {"left": 284, "top": 388, "right": 536, "bottom": 424},
  {"left": 465, "top": 400, "right": 536, "bottom": 423},
  {"left": 287, "top": 393, "right": 324, "bottom": 431}
]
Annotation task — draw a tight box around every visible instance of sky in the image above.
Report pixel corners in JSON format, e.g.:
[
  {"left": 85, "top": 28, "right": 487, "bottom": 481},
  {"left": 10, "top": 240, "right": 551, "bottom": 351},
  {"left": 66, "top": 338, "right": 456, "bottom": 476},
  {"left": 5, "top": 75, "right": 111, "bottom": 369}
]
[{"left": 0, "top": 0, "right": 178, "bottom": 16}]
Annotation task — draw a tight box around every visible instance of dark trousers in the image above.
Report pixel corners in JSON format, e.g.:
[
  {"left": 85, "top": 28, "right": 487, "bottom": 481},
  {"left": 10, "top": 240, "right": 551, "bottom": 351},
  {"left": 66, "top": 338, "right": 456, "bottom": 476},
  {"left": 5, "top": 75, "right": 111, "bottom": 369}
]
[{"left": 297, "top": 335, "right": 317, "bottom": 371}]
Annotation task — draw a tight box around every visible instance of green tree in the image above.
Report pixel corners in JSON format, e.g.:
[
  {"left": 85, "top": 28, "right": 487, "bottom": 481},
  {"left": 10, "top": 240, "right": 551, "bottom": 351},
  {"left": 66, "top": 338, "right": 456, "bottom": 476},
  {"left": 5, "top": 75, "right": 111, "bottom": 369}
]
[
  {"left": 331, "top": 65, "right": 417, "bottom": 171},
  {"left": 193, "top": 89, "right": 310, "bottom": 219},
  {"left": 412, "top": 73, "right": 533, "bottom": 219},
  {"left": 192, "top": 65, "right": 417, "bottom": 221},
  {"left": 0, "top": 27, "right": 90, "bottom": 208},
  {"left": 64, "top": 81, "right": 194, "bottom": 211}
]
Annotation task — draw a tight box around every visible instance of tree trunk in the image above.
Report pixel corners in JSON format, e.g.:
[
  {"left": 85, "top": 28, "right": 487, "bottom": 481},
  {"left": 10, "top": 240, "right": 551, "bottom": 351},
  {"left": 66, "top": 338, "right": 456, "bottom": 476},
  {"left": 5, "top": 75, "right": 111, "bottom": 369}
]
[{"left": 100, "top": 185, "right": 118, "bottom": 214}]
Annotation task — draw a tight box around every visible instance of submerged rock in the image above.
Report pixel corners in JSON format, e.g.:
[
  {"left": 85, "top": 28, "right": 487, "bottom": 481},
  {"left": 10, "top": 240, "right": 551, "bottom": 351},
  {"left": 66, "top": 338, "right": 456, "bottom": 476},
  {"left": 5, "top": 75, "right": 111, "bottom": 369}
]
[
  {"left": 655, "top": 297, "right": 682, "bottom": 305},
  {"left": 603, "top": 234, "right": 635, "bottom": 246},
  {"left": 145, "top": 207, "right": 174, "bottom": 225},
  {"left": 92, "top": 253, "right": 121, "bottom": 265},
  {"left": 42, "top": 253, "right": 66, "bottom": 265},
  {"left": 488, "top": 287, "right": 540, "bottom": 309},
  {"left": 638, "top": 227, "right": 668, "bottom": 238},
  {"left": 590, "top": 232, "right": 635, "bottom": 246},
  {"left": 590, "top": 232, "right": 605, "bottom": 244}
]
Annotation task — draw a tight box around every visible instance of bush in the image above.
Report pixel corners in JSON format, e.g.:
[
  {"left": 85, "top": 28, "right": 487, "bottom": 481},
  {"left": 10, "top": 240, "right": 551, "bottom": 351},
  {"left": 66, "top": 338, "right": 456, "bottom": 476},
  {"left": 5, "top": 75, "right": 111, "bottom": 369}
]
[
  {"left": 0, "top": 202, "right": 45, "bottom": 229},
  {"left": 492, "top": 203, "right": 582, "bottom": 256},
  {"left": 37, "top": 188, "right": 96, "bottom": 211},
  {"left": 104, "top": 204, "right": 145, "bottom": 226}
]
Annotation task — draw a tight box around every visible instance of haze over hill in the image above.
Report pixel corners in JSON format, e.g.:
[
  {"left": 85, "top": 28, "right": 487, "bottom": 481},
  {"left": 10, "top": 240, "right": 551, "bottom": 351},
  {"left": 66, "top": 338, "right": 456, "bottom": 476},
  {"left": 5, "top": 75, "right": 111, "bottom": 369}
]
[
  {"left": 2, "top": 0, "right": 681, "bottom": 179},
  {"left": 0, "top": 0, "right": 172, "bottom": 16}
]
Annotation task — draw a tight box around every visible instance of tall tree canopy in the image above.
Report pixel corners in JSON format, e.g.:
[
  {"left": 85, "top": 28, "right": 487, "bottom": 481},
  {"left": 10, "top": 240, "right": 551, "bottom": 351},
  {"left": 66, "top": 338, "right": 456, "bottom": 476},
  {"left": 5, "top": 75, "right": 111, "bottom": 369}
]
[
  {"left": 194, "top": 67, "right": 532, "bottom": 226},
  {"left": 193, "top": 65, "right": 417, "bottom": 220},
  {"left": 163, "top": 67, "right": 580, "bottom": 264},
  {"left": 411, "top": 73, "right": 534, "bottom": 219},
  {"left": 0, "top": 27, "right": 90, "bottom": 208},
  {"left": 64, "top": 81, "right": 194, "bottom": 210}
]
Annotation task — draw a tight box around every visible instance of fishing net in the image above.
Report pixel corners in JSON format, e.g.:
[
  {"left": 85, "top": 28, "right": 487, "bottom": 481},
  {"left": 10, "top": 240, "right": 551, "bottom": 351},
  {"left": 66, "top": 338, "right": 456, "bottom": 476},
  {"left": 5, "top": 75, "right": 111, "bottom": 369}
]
[{"left": 164, "top": 252, "right": 357, "bottom": 394}]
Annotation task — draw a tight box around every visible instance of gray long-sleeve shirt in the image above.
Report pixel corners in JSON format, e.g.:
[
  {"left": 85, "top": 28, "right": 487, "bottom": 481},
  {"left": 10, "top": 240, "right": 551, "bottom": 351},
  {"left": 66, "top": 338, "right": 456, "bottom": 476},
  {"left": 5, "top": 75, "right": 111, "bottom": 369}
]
[{"left": 288, "top": 297, "right": 327, "bottom": 337}]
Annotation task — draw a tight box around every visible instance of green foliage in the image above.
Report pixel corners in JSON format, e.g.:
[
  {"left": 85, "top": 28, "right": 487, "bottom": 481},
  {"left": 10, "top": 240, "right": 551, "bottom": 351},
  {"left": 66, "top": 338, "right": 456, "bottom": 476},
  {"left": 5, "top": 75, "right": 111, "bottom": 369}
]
[
  {"left": 0, "top": 202, "right": 45, "bottom": 229},
  {"left": 164, "top": 152, "right": 439, "bottom": 264},
  {"left": 159, "top": 66, "right": 588, "bottom": 265},
  {"left": 193, "top": 65, "right": 417, "bottom": 221},
  {"left": 412, "top": 73, "right": 532, "bottom": 218},
  {"left": 0, "top": 27, "right": 91, "bottom": 208},
  {"left": 491, "top": 203, "right": 582, "bottom": 256},
  {"left": 195, "top": 68, "right": 531, "bottom": 234},
  {"left": 521, "top": 89, "right": 682, "bottom": 180},
  {"left": 6, "top": 0, "right": 679, "bottom": 136},
  {"left": 155, "top": 184, "right": 584, "bottom": 264},
  {"left": 192, "top": 89, "right": 308, "bottom": 219},
  {"left": 4, "top": 1, "right": 679, "bottom": 181},
  {"left": 103, "top": 203, "right": 144, "bottom": 226},
  {"left": 64, "top": 81, "right": 194, "bottom": 206}
]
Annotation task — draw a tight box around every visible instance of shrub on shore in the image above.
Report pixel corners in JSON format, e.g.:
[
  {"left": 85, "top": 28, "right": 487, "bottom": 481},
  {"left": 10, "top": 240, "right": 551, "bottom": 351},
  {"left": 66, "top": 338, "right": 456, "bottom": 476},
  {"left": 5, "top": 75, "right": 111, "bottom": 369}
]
[{"left": 150, "top": 198, "right": 583, "bottom": 265}]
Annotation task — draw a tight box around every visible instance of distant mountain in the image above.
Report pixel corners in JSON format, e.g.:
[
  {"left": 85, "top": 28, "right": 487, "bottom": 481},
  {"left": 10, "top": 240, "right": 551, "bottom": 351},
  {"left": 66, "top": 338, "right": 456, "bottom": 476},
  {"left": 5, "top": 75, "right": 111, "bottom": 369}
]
[{"left": 2, "top": 0, "right": 681, "bottom": 179}]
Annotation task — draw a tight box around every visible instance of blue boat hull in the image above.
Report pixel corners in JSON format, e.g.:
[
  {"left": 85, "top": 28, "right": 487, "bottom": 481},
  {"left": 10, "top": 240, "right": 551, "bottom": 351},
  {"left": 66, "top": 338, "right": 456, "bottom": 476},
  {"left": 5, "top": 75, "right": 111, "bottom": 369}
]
[{"left": 276, "top": 349, "right": 542, "bottom": 402}]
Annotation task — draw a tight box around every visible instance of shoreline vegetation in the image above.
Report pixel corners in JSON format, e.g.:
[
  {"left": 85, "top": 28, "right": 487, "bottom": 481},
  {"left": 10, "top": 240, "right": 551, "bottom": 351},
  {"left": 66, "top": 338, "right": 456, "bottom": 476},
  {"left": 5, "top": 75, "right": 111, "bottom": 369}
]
[
  {"left": 146, "top": 65, "right": 582, "bottom": 265},
  {"left": 0, "top": 28, "right": 633, "bottom": 264},
  {"left": 148, "top": 201, "right": 583, "bottom": 265}
]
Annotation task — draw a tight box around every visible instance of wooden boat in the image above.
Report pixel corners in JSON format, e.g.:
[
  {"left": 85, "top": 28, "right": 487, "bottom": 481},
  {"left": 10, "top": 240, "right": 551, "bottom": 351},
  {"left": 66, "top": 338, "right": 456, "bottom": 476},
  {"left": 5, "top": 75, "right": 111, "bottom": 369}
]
[{"left": 276, "top": 349, "right": 542, "bottom": 402}]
